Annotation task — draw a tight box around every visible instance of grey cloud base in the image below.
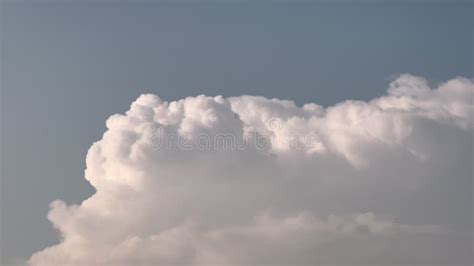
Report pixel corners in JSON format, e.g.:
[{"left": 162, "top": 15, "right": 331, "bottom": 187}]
[{"left": 30, "top": 75, "right": 473, "bottom": 265}]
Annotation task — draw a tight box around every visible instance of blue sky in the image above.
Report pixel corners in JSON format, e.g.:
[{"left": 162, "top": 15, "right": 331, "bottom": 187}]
[{"left": 1, "top": 1, "right": 472, "bottom": 264}]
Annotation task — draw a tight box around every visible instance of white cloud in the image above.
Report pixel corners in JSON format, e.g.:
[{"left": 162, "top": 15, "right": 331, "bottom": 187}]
[{"left": 30, "top": 75, "right": 473, "bottom": 265}]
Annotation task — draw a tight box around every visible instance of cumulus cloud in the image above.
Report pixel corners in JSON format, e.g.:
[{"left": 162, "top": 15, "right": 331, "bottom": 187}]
[{"left": 30, "top": 75, "right": 473, "bottom": 265}]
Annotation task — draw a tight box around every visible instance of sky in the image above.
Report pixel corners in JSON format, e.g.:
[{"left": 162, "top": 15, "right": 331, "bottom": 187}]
[{"left": 1, "top": 1, "right": 473, "bottom": 265}]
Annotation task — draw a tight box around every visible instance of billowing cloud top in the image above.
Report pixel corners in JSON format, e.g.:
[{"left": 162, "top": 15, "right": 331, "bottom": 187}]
[{"left": 30, "top": 75, "right": 473, "bottom": 265}]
